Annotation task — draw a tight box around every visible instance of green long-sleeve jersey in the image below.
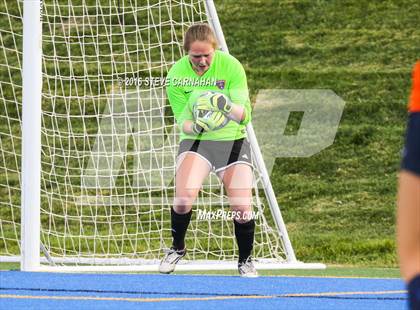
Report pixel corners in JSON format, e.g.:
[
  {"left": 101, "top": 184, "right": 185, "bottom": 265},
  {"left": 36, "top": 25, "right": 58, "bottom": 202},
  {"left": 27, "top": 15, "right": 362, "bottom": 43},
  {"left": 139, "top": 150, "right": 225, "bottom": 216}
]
[{"left": 166, "top": 50, "right": 252, "bottom": 141}]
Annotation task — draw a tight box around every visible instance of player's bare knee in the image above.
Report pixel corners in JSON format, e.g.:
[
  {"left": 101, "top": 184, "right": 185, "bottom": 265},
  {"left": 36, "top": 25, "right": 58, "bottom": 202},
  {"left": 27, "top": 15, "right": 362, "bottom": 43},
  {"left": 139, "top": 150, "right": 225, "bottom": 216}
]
[
  {"left": 227, "top": 195, "right": 252, "bottom": 208},
  {"left": 172, "top": 204, "right": 192, "bottom": 215},
  {"left": 174, "top": 191, "right": 198, "bottom": 212}
]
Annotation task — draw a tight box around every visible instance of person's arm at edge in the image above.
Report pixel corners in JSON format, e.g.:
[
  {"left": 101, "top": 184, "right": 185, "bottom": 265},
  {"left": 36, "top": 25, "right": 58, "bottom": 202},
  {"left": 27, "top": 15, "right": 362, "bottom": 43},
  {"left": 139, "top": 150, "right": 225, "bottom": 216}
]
[
  {"left": 397, "top": 170, "right": 420, "bottom": 282},
  {"left": 397, "top": 61, "right": 420, "bottom": 283}
]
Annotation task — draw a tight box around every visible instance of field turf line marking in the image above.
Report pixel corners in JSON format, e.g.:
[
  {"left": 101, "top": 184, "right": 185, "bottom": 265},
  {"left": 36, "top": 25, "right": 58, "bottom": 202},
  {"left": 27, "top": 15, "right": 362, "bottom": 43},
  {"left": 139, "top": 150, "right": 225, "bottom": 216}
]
[
  {"left": 0, "top": 294, "right": 274, "bottom": 302},
  {"left": 0, "top": 290, "right": 406, "bottom": 303},
  {"left": 283, "top": 290, "right": 406, "bottom": 297}
]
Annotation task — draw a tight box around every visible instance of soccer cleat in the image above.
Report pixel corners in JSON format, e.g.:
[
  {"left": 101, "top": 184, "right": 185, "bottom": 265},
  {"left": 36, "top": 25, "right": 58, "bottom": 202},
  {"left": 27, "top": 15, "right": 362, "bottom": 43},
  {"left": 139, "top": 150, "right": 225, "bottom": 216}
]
[
  {"left": 238, "top": 257, "right": 258, "bottom": 278},
  {"left": 159, "top": 247, "right": 186, "bottom": 274}
]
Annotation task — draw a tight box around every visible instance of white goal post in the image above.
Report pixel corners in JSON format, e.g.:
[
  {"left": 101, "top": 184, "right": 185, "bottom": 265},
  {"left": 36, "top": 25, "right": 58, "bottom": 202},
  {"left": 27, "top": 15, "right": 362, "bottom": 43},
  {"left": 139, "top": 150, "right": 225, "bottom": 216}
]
[{"left": 0, "top": 0, "right": 325, "bottom": 272}]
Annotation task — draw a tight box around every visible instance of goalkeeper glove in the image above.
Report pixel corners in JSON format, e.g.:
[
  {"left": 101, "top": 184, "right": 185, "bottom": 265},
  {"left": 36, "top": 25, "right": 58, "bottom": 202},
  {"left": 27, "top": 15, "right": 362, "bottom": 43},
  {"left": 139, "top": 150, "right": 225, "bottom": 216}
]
[
  {"left": 192, "top": 111, "right": 227, "bottom": 134},
  {"left": 196, "top": 92, "right": 233, "bottom": 114},
  {"left": 192, "top": 121, "right": 205, "bottom": 134}
]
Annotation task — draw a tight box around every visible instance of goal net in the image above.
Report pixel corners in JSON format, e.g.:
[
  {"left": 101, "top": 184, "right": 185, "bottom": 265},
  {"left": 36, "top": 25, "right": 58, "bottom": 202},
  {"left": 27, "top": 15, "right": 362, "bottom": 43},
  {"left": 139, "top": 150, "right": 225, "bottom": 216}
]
[{"left": 0, "top": 0, "right": 322, "bottom": 271}]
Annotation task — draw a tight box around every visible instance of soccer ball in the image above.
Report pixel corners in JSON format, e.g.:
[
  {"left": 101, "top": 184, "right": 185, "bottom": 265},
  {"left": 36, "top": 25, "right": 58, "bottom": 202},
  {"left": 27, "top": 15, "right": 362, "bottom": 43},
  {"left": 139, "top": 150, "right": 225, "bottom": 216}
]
[{"left": 193, "top": 92, "right": 230, "bottom": 131}]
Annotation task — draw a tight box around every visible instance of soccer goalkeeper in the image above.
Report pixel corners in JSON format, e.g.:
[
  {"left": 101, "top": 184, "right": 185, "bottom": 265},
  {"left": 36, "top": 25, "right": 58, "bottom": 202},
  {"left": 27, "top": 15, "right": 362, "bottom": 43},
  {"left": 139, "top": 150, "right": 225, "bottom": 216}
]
[
  {"left": 160, "top": 23, "right": 257, "bottom": 277},
  {"left": 397, "top": 61, "right": 420, "bottom": 310}
]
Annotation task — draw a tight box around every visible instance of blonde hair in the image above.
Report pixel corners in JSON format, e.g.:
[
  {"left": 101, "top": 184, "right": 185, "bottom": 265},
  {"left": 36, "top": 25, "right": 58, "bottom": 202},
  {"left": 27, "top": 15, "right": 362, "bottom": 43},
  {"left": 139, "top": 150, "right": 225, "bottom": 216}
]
[{"left": 183, "top": 23, "right": 218, "bottom": 52}]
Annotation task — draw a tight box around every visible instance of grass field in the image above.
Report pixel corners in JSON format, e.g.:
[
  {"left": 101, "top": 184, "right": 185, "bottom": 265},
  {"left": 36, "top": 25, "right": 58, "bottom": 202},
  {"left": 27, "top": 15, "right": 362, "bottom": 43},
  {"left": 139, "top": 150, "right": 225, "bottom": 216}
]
[
  {"left": 1, "top": 0, "right": 419, "bottom": 269},
  {"left": 218, "top": 0, "right": 420, "bottom": 267},
  {"left": 0, "top": 261, "right": 401, "bottom": 278}
]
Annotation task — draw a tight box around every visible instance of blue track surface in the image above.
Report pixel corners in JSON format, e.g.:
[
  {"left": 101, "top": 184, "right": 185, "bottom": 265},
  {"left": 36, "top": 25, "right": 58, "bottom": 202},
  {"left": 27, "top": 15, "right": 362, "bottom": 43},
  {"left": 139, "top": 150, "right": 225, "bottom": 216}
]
[{"left": 0, "top": 271, "right": 407, "bottom": 309}]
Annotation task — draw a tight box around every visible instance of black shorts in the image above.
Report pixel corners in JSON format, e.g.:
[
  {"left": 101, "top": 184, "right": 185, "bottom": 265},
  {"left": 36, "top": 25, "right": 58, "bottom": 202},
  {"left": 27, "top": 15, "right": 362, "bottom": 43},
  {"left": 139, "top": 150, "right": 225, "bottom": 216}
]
[{"left": 177, "top": 138, "right": 253, "bottom": 173}]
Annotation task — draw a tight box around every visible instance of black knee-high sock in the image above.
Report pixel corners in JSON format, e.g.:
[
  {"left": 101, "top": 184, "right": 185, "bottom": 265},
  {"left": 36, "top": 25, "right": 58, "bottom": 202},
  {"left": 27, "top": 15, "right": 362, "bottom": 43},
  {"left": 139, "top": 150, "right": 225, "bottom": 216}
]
[
  {"left": 234, "top": 219, "right": 255, "bottom": 263},
  {"left": 171, "top": 208, "right": 192, "bottom": 251}
]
